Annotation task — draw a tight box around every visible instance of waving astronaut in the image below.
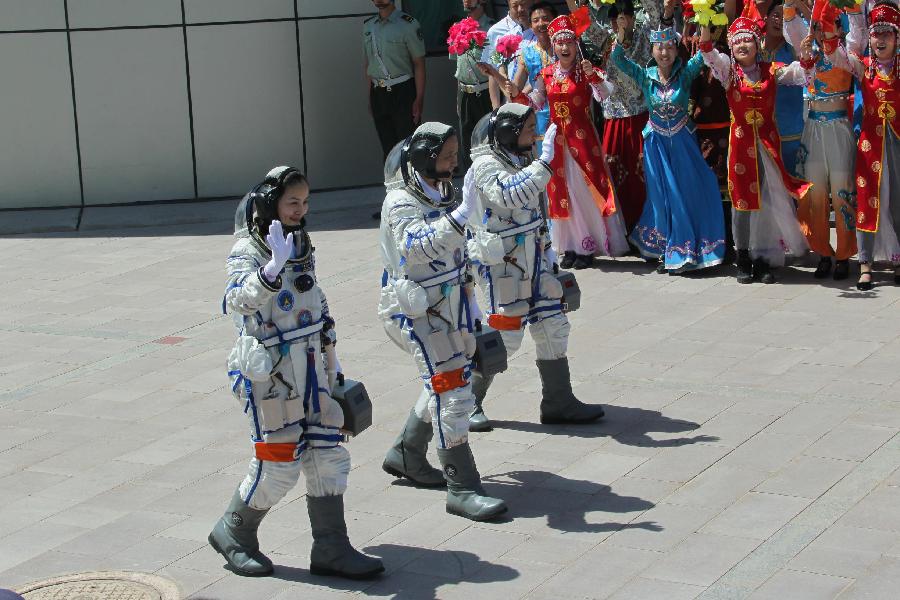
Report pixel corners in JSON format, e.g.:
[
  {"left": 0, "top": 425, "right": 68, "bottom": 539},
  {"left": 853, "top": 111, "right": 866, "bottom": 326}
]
[
  {"left": 378, "top": 122, "right": 507, "bottom": 521},
  {"left": 465, "top": 105, "right": 606, "bottom": 431},
  {"left": 210, "top": 167, "right": 383, "bottom": 579}
]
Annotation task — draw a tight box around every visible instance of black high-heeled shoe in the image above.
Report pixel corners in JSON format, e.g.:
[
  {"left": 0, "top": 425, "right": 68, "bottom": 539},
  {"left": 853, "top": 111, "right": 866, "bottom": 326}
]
[
  {"left": 857, "top": 270, "right": 873, "bottom": 291},
  {"left": 560, "top": 251, "right": 576, "bottom": 269}
]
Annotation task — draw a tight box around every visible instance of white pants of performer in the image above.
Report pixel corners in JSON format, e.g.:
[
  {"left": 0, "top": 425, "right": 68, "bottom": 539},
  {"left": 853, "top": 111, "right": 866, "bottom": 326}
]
[
  {"left": 551, "top": 146, "right": 630, "bottom": 257},
  {"left": 732, "top": 149, "right": 809, "bottom": 266}
]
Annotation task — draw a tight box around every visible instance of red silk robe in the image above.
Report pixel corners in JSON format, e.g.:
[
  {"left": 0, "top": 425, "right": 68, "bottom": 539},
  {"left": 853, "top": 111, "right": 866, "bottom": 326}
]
[
  {"left": 539, "top": 64, "right": 617, "bottom": 220},
  {"left": 726, "top": 63, "right": 811, "bottom": 211},
  {"left": 855, "top": 59, "right": 899, "bottom": 233}
]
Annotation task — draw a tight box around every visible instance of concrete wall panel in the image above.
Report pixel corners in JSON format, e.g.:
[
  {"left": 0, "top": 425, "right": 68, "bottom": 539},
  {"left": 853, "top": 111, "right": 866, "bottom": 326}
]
[
  {"left": 67, "top": 0, "right": 182, "bottom": 28},
  {"left": 297, "top": 0, "right": 374, "bottom": 18},
  {"left": 0, "top": 1, "right": 65, "bottom": 31},
  {"left": 0, "top": 33, "right": 80, "bottom": 209},
  {"left": 184, "top": 0, "right": 294, "bottom": 24},
  {"left": 297, "top": 17, "right": 384, "bottom": 189},
  {"left": 71, "top": 28, "right": 194, "bottom": 204},
  {"left": 188, "top": 22, "right": 303, "bottom": 198}
]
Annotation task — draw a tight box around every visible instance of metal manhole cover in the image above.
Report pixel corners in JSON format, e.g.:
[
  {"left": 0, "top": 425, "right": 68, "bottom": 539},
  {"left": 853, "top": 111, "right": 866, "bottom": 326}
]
[{"left": 15, "top": 571, "right": 180, "bottom": 600}]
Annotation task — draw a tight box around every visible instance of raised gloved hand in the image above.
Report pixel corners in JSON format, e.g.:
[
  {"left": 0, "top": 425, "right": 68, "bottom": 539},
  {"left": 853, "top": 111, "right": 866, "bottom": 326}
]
[
  {"left": 451, "top": 182, "right": 478, "bottom": 227},
  {"left": 262, "top": 220, "right": 294, "bottom": 282},
  {"left": 540, "top": 123, "right": 558, "bottom": 165}
]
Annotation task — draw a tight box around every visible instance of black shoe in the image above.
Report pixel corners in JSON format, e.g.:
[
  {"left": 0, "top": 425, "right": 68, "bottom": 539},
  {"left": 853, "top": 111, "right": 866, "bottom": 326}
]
[
  {"left": 813, "top": 256, "right": 832, "bottom": 279},
  {"left": 753, "top": 259, "right": 776, "bottom": 284},
  {"left": 655, "top": 261, "right": 666, "bottom": 274},
  {"left": 736, "top": 250, "right": 753, "bottom": 284},
  {"left": 560, "top": 251, "right": 576, "bottom": 269},
  {"left": 833, "top": 259, "right": 849, "bottom": 281},
  {"left": 857, "top": 270, "right": 873, "bottom": 291},
  {"left": 573, "top": 254, "right": 593, "bottom": 270}
]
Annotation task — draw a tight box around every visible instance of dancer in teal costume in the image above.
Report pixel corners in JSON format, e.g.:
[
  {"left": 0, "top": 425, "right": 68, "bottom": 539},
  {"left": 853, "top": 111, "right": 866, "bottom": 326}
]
[{"left": 611, "top": 25, "right": 726, "bottom": 272}]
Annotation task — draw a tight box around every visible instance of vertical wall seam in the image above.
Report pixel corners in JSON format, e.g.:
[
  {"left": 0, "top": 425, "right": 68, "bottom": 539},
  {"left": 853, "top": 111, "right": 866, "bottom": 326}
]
[
  {"left": 294, "top": 1, "right": 308, "bottom": 175},
  {"left": 181, "top": 0, "right": 199, "bottom": 199},
  {"left": 65, "top": 0, "right": 86, "bottom": 229}
]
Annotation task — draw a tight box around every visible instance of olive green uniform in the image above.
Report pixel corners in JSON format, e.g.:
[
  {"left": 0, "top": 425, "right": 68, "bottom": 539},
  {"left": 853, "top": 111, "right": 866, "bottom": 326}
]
[
  {"left": 452, "top": 13, "right": 495, "bottom": 170},
  {"left": 363, "top": 10, "right": 426, "bottom": 158}
]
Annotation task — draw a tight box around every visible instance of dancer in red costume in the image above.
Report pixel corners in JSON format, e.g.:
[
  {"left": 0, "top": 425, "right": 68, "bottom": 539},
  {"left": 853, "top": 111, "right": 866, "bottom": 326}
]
[
  {"left": 699, "top": 3, "right": 815, "bottom": 283},
  {"left": 487, "top": 10, "right": 630, "bottom": 269},
  {"left": 824, "top": 0, "right": 900, "bottom": 289}
]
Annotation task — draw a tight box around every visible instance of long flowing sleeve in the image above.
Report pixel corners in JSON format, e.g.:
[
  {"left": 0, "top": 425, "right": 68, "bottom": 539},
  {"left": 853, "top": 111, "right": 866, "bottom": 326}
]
[
  {"left": 782, "top": 3, "right": 808, "bottom": 50},
  {"left": 701, "top": 47, "right": 733, "bottom": 86},
  {"left": 845, "top": 10, "right": 868, "bottom": 59},
  {"left": 610, "top": 42, "right": 647, "bottom": 88},
  {"left": 683, "top": 50, "right": 708, "bottom": 83},
  {"left": 774, "top": 61, "right": 813, "bottom": 86},
  {"left": 590, "top": 76, "right": 614, "bottom": 101},
  {"left": 826, "top": 44, "right": 865, "bottom": 80}
]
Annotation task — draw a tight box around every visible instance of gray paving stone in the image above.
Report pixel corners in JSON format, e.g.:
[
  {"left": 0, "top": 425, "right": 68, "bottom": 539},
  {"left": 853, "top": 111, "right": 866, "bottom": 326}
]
[
  {"left": 746, "top": 569, "right": 852, "bottom": 599},
  {"left": 3, "top": 202, "right": 900, "bottom": 599}
]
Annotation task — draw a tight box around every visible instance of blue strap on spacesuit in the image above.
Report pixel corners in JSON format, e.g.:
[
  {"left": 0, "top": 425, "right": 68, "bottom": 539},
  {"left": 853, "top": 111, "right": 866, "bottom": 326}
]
[
  {"left": 229, "top": 369, "right": 262, "bottom": 441},
  {"left": 303, "top": 348, "right": 321, "bottom": 415}
]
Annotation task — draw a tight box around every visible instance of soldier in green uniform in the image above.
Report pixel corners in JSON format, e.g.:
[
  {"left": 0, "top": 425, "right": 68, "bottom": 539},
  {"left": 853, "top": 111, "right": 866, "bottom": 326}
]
[
  {"left": 453, "top": 0, "right": 495, "bottom": 171},
  {"left": 363, "top": 0, "right": 427, "bottom": 160}
]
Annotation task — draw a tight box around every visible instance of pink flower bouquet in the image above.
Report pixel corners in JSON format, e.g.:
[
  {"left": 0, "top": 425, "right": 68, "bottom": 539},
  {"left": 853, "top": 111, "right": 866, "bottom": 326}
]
[
  {"left": 491, "top": 33, "right": 523, "bottom": 66},
  {"left": 447, "top": 17, "right": 488, "bottom": 56}
]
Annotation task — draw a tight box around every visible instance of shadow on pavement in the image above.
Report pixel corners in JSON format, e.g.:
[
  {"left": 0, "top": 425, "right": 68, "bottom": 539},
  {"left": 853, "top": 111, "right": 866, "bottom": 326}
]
[
  {"left": 483, "top": 469, "right": 661, "bottom": 535},
  {"left": 270, "top": 544, "right": 519, "bottom": 599},
  {"left": 492, "top": 404, "right": 719, "bottom": 448}
]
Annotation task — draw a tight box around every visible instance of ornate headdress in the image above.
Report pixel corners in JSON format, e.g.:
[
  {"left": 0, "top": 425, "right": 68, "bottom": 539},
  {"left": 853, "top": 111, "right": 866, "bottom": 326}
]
[
  {"left": 649, "top": 26, "right": 679, "bottom": 45},
  {"left": 727, "top": 0, "right": 763, "bottom": 46},
  {"left": 548, "top": 7, "right": 591, "bottom": 42},
  {"left": 870, "top": 2, "right": 900, "bottom": 34}
]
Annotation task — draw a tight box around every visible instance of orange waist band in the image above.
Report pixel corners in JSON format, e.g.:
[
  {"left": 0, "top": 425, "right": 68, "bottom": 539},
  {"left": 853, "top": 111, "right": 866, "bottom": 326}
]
[
  {"left": 431, "top": 367, "right": 467, "bottom": 394},
  {"left": 255, "top": 442, "right": 300, "bottom": 462},
  {"left": 487, "top": 313, "right": 523, "bottom": 331}
]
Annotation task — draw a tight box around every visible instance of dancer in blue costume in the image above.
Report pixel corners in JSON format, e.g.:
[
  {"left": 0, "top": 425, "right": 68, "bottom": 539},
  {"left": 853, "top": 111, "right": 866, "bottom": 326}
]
[
  {"left": 611, "top": 23, "right": 726, "bottom": 273},
  {"left": 509, "top": 2, "right": 557, "bottom": 154}
]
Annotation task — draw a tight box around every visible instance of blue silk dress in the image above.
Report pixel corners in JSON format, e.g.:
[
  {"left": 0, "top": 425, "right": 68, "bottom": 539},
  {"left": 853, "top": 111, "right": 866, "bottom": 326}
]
[
  {"left": 611, "top": 45, "right": 726, "bottom": 271},
  {"left": 521, "top": 44, "right": 553, "bottom": 154}
]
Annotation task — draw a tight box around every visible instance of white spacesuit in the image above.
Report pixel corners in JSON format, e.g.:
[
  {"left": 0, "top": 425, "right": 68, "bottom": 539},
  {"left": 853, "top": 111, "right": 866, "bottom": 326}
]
[
  {"left": 466, "top": 105, "right": 606, "bottom": 430},
  {"left": 379, "top": 123, "right": 507, "bottom": 521},
  {"left": 209, "top": 167, "right": 382, "bottom": 580}
]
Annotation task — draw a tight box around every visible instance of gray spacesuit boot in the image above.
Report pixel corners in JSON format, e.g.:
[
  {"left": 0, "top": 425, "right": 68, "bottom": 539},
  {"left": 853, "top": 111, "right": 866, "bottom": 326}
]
[
  {"left": 437, "top": 443, "right": 507, "bottom": 521},
  {"left": 208, "top": 490, "right": 274, "bottom": 576},
  {"left": 468, "top": 372, "right": 494, "bottom": 432},
  {"left": 382, "top": 410, "right": 446, "bottom": 487},
  {"left": 307, "top": 495, "right": 385, "bottom": 580},
  {"left": 536, "top": 357, "right": 605, "bottom": 424}
]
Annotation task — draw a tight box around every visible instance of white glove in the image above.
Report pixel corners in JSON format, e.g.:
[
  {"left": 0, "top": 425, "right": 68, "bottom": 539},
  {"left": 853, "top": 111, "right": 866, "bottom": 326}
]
[
  {"left": 451, "top": 173, "right": 478, "bottom": 227},
  {"left": 539, "top": 123, "right": 558, "bottom": 164},
  {"left": 262, "top": 220, "right": 294, "bottom": 282}
]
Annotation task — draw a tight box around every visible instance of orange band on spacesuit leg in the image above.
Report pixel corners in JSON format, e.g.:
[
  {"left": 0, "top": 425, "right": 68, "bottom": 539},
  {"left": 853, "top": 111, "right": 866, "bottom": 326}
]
[{"left": 430, "top": 368, "right": 467, "bottom": 394}]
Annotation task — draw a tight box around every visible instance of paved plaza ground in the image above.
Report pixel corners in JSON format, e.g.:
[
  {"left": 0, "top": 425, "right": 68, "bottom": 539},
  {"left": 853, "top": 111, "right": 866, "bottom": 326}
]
[{"left": 1, "top": 192, "right": 900, "bottom": 600}]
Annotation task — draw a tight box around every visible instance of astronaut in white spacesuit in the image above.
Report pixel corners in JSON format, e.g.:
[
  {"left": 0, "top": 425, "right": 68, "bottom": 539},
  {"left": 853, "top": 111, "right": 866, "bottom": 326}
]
[
  {"left": 378, "top": 123, "right": 507, "bottom": 521},
  {"left": 209, "top": 167, "right": 383, "bottom": 579},
  {"left": 465, "top": 105, "right": 606, "bottom": 431}
]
